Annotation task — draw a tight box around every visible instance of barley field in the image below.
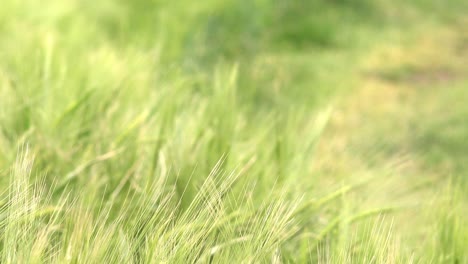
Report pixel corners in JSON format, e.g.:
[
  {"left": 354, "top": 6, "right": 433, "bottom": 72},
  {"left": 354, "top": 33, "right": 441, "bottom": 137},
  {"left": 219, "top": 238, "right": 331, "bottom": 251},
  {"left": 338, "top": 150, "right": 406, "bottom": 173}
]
[{"left": 0, "top": 0, "right": 467, "bottom": 263}]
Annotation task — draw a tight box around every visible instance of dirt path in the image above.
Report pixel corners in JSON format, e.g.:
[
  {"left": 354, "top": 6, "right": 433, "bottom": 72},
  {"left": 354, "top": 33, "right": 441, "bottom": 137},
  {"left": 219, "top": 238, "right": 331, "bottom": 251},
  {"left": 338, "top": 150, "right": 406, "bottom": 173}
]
[{"left": 316, "top": 19, "right": 467, "bottom": 185}]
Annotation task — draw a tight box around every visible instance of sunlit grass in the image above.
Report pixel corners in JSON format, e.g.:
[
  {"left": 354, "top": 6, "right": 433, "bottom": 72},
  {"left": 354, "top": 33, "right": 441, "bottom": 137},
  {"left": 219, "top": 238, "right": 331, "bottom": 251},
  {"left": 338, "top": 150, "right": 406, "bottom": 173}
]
[{"left": 0, "top": 0, "right": 467, "bottom": 263}]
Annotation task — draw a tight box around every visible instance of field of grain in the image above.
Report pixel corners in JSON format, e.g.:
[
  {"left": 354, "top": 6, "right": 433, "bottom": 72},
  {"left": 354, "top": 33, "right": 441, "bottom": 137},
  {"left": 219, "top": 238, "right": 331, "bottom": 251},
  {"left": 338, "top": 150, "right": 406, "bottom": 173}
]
[{"left": 0, "top": 1, "right": 467, "bottom": 263}]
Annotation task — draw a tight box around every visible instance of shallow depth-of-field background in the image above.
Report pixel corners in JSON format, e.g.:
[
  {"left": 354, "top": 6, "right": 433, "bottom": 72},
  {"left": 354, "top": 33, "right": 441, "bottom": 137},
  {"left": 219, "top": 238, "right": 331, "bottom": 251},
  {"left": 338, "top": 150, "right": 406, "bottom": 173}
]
[{"left": 0, "top": 0, "right": 467, "bottom": 263}]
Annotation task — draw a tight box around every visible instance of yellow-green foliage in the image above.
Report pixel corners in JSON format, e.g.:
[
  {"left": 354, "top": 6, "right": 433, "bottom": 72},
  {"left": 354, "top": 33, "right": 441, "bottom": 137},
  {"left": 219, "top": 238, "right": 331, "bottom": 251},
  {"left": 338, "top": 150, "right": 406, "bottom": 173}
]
[{"left": 0, "top": 0, "right": 467, "bottom": 263}]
